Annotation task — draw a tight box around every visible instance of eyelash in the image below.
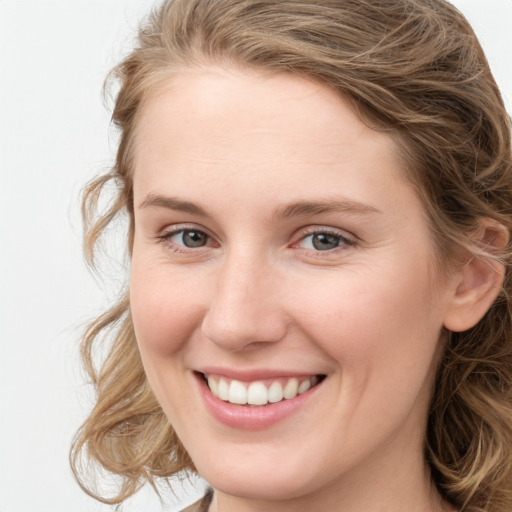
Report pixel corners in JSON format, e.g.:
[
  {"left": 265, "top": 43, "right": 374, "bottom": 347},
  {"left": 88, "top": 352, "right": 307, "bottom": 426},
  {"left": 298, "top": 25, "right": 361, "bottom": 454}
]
[
  {"left": 293, "top": 227, "right": 356, "bottom": 255},
  {"left": 156, "top": 225, "right": 357, "bottom": 255},
  {"left": 156, "top": 225, "right": 216, "bottom": 253}
]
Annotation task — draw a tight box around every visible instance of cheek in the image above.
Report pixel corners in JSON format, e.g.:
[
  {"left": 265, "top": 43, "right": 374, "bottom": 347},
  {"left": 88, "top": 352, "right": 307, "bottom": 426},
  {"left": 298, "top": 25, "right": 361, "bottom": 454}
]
[
  {"left": 129, "top": 259, "right": 206, "bottom": 358},
  {"left": 292, "top": 269, "right": 443, "bottom": 441},
  {"left": 290, "top": 264, "right": 444, "bottom": 378}
]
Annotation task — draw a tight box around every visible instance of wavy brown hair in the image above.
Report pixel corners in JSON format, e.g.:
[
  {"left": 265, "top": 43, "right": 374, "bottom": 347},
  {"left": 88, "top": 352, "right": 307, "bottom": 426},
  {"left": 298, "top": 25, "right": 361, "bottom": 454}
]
[{"left": 71, "top": 1, "right": 512, "bottom": 510}]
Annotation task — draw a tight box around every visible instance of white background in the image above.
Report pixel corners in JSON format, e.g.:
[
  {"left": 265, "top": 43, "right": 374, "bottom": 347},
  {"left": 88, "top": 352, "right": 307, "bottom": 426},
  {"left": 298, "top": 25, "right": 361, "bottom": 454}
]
[{"left": 1, "top": 1, "right": 511, "bottom": 511}]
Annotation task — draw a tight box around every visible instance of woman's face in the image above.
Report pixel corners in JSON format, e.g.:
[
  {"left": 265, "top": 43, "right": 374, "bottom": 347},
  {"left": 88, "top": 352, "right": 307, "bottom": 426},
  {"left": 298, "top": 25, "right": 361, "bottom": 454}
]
[{"left": 130, "top": 67, "right": 455, "bottom": 507}]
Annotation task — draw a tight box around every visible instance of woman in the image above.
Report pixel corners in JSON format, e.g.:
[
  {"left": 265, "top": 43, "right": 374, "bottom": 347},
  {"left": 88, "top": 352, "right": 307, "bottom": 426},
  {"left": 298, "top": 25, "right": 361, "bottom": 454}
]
[{"left": 71, "top": 1, "right": 512, "bottom": 511}]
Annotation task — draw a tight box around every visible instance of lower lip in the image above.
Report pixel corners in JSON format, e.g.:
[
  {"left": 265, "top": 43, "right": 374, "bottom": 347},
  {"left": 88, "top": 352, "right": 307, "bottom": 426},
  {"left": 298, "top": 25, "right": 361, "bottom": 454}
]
[{"left": 196, "top": 373, "right": 323, "bottom": 430}]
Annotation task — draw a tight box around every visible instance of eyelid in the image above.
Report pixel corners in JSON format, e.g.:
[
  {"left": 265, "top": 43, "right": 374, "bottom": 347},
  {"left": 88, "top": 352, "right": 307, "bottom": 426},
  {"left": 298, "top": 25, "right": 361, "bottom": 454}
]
[
  {"left": 155, "top": 223, "right": 357, "bottom": 255},
  {"left": 156, "top": 223, "right": 219, "bottom": 249},
  {"left": 293, "top": 225, "right": 357, "bottom": 245},
  {"left": 157, "top": 222, "right": 211, "bottom": 236}
]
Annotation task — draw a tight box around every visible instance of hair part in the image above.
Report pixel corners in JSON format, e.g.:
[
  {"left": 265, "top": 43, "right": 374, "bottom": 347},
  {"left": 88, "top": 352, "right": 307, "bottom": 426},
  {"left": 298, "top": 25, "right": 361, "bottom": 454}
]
[{"left": 71, "top": 0, "right": 512, "bottom": 509}]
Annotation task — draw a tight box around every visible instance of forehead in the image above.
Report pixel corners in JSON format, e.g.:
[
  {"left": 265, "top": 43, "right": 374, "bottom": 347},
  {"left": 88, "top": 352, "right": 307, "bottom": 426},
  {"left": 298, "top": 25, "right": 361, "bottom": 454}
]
[{"left": 132, "top": 66, "right": 409, "bottom": 215}]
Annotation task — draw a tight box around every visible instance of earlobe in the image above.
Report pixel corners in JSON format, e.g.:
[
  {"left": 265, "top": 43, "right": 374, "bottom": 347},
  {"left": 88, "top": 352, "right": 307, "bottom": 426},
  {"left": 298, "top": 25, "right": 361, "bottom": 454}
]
[{"left": 443, "top": 220, "right": 509, "bottom": 333}]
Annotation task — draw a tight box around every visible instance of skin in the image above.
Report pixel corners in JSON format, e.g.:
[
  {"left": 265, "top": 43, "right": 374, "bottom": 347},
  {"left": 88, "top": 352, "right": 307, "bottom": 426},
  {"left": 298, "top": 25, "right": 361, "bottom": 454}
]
[{"left": 130, "top": 66, "right": 460, "bottom": 512}]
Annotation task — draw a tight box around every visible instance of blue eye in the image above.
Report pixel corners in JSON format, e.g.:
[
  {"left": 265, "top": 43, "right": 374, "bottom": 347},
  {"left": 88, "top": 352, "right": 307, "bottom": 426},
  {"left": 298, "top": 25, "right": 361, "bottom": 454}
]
[
  {"left": 169, "top": 229, "right": 209, "bottom": 248},
  {"left": 299, "top": 231, "right": 352, "bottom": 251}
]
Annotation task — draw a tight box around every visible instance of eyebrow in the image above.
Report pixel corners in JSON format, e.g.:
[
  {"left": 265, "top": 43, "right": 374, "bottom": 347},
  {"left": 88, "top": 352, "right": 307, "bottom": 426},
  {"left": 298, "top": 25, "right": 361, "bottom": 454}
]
[
  {"left": 273, "top": 199, "right": 382, "bottom": 219},
  {"left": 139, "top": 194, "right": 209, "bottom": 216},
  {"left": 138, "top": 194, "right": 381, "bottom": 218}
]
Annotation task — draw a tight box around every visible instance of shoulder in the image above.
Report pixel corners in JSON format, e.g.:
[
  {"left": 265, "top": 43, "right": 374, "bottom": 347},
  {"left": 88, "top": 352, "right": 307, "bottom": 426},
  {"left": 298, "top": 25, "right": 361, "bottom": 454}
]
[
  {"left": 180, "top": 488, "right": 214, "bottom": 512},
  {"left": 180, "top": 501, "right": 202, "bottom": 512}
]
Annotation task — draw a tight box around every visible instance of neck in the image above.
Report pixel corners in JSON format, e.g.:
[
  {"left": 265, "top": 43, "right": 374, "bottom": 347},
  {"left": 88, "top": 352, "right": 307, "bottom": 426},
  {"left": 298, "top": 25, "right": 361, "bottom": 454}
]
[
  {"left": 210, "top": 473, "right": 454, "bottom": 512},
  {"left": 208, "top": 437, "right": 457, "bottom": 512}
]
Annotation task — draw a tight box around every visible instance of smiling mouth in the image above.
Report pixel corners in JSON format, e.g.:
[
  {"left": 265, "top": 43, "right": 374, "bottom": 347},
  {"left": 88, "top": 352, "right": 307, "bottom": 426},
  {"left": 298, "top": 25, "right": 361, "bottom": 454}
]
[{"left": 201, "top": 373, "right": 326, "bottom": 407}]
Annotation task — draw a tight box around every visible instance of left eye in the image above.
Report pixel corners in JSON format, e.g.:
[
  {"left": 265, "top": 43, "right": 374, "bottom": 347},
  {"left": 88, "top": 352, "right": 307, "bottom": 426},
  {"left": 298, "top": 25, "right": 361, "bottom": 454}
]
[
  {"left": 299, "top": 232, "right": 347, "bottom": 251},
  {"left": 169, "top": 229, "right": 209, "bottom": 248}
]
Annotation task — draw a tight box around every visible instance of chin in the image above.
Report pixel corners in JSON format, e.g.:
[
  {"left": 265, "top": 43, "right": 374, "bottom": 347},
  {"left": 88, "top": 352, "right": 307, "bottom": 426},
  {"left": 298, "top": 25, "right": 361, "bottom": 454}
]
[{"left": 190, "top": 444, "right": 329, "bottom": 503}]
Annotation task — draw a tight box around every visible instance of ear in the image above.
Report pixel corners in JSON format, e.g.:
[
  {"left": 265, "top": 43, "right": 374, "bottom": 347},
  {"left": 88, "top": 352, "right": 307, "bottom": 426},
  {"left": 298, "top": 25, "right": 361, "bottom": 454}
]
[{"left": 443, "top": 220, "right": 509, "bottom": 333}]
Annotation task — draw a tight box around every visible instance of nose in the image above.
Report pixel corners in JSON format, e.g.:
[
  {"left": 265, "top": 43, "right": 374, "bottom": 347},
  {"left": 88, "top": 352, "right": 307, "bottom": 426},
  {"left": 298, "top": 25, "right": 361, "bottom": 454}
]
[{"left": 201, "top": 251, "right": 289, "bottom": 351}]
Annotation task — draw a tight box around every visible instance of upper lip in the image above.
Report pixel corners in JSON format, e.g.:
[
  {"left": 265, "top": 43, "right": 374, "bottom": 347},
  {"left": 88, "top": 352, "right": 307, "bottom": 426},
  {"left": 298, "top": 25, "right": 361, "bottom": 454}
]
[{"left": 195, "top": 367, "right": 324, "bottom": 382}]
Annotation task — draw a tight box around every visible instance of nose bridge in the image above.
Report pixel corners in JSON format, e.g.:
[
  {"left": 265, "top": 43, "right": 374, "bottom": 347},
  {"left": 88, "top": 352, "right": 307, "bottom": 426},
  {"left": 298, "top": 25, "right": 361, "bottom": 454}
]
[{"left": 201, "top": 245, "right": 287, "bottom": 350}]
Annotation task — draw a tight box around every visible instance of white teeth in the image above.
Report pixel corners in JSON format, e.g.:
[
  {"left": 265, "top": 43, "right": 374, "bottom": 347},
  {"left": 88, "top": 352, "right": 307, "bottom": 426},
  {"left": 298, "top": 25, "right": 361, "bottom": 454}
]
[
  {"left": 229, "top": 380, "right": 247, "bottom": 405},
  {"left": 206, "top": 375, "right": 320, "bottom": 406},
  {"left": 283, "top": 378, "right": 299, "bottom": 399},
  {"left": 207, "top": 376, "right": 219, "bottom": 396},
  {"left": 218, "top": 378, "right": 229, "bottom": 401},
  {"left": 247, "top": 382, "right": 268, "bottom": 405},
  {"left": 298, "top": 379, "right": 311, "bottom": 394},
  {"left": 268, "top": 381, "right": 284, "bottom": 403}
]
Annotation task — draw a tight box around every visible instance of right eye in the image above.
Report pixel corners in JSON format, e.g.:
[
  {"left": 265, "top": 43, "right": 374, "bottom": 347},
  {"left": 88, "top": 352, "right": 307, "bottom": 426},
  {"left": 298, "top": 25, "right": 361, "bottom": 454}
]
[
  {"left": 158, "top": 228, "right": 213, "bottom": 250},
  {"left": 170, "top": 229, "right": 209, "bottom": 248}
]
